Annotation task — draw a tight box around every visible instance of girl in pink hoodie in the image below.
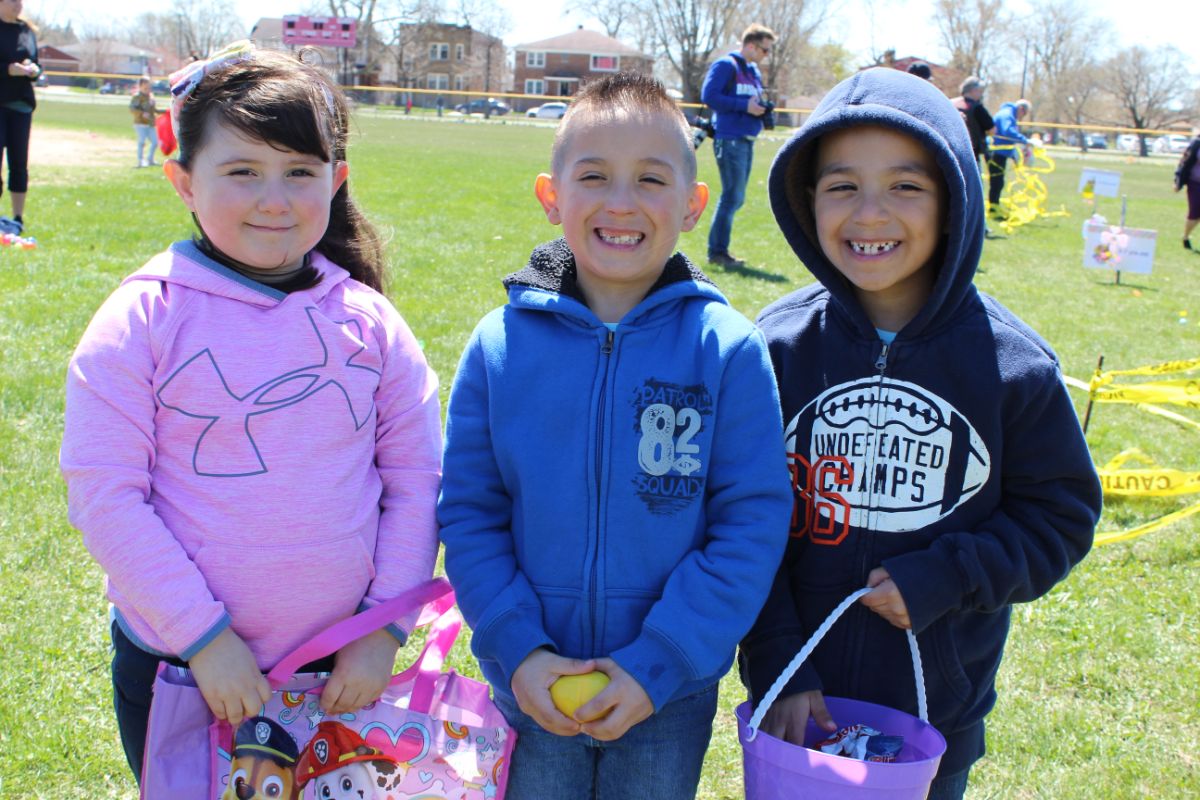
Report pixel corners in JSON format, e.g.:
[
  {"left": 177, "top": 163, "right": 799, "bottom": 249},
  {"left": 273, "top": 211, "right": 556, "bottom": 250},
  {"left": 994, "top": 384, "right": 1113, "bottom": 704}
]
[{"left": 60, "top": 43, "right": 441, "bottom": 786}]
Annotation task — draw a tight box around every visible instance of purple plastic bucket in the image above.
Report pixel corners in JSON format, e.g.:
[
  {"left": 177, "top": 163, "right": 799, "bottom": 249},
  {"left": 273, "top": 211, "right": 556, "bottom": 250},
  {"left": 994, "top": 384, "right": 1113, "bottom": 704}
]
[{"left": 736, "top": 696, "right": 946, "bottom": 800}]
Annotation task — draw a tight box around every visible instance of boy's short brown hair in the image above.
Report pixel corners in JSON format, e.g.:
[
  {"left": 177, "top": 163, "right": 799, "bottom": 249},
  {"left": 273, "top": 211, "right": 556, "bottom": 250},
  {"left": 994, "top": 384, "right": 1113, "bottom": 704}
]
[
  {"left": 551, "top": 71, "right": 696, "bottom": 181},
  {"left": 742, "top": 24, "right": 777, "bottom": 46}
]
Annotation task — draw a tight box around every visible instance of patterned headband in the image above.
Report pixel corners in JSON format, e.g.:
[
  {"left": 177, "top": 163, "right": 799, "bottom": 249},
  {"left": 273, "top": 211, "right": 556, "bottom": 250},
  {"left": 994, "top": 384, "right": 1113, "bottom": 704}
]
[{"left": 168, "top": 40, "right": 257, "bottom": 152}]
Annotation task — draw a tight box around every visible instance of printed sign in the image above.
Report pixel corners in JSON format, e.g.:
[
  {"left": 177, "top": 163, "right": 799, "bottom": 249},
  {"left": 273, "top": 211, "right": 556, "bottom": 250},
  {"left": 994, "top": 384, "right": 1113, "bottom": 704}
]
[
  {"left": 1082, "top": 221, "right": 1156, "bottom": 274},
  {"left": 1078, "top": 168, "right": 1121, "bottom": 198},
  {"left": 282, "top": 15, "right": 357, "bottom": 48}
]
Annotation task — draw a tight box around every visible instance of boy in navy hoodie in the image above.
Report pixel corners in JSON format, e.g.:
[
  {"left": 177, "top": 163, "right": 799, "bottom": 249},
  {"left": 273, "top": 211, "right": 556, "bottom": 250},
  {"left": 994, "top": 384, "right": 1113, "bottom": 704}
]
[
  {"left": 741, "top": 68, "right": 1101, "bottom": 799},
  {"left": 439, "top": 73, "right": 792, "bottom": 800}
]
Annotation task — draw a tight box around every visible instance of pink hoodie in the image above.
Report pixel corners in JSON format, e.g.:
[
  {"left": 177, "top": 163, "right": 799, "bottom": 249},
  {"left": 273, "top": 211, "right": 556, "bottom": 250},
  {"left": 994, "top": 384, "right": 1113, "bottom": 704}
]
[{"left": 61, "top": 241, "right": 441, "bottom": 668}]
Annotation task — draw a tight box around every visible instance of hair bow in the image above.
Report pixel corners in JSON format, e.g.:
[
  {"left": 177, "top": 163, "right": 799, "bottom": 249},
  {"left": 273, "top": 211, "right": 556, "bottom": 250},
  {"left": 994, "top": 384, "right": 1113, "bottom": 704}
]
[{"left": 168, "top": 39, "right": 257, "bottom": 151}]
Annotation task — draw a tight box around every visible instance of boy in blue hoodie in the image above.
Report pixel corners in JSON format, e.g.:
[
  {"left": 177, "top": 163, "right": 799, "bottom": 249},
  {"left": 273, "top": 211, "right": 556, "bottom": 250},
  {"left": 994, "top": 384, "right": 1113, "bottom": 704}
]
[
  {"left": 741, "top": 69, "right": 1101, "bottom": 799},
  {"left": 438, "top": 72, "right": 792, "bottom": 800}
]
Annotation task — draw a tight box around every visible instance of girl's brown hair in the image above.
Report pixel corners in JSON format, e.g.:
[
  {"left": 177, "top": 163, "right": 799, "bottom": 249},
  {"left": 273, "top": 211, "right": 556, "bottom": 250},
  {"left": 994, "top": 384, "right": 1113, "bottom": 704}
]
[{"left": 174, "top": 49, "right": 385, "bottom": 292}]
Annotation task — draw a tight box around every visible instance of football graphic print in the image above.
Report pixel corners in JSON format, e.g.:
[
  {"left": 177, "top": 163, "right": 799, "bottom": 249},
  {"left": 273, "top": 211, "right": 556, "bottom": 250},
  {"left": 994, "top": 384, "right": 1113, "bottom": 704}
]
[{"left": 785, "top": 377, "right": 990, "bottom": 538}]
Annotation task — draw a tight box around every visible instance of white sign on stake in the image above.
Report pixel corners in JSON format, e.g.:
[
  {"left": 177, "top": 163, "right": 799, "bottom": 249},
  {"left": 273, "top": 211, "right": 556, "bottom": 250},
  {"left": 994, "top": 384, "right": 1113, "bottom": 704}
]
[
  {"left": 1082, "top": 221, "right": 1156, "bottom": 274},
  {"left": 1078, "top": 168, "right": 1122, "bottom": 198}
]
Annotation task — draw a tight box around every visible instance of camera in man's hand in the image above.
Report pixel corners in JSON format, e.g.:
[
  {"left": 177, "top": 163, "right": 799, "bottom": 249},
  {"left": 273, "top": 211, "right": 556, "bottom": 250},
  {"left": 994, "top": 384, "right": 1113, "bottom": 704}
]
[
  {"left": 689, "top": 114, "right": 717, "bottom": 149},
  {"left": 760, "top": 99, "right": 776, "bottom": 130}
]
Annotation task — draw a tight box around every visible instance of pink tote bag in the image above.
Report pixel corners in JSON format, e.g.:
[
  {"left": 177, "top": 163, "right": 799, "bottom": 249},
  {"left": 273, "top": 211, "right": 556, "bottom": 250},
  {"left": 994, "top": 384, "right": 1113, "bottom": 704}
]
[{"left": 140, "top": 578, "right": 514, "bottom": 800}]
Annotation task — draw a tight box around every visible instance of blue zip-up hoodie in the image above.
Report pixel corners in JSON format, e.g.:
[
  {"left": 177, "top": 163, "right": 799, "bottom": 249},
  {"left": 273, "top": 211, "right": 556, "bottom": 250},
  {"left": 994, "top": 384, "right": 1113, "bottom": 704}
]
[
  {"left": 989, "top": 101, "right": 1029, "bottom": 155},
  {"left": 741, "top": 69, "right": 1101, "bottom": 777},
  {"left": 439, "top": 239, "right": 792, "bottom": 712},
  {"left": 701, "top": 53, "right": 766, "bottom": 140}
]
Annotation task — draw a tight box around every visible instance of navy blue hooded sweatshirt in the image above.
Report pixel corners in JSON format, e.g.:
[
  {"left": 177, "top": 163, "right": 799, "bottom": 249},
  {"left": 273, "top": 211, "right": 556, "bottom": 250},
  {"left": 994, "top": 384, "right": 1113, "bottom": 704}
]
[{"left": 741, "top": 68, "right": 1101, "bottom": 777}]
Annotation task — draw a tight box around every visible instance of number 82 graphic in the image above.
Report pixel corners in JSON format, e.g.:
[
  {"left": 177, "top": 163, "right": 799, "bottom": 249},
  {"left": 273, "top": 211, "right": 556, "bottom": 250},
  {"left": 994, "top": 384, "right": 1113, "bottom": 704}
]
[{"left": 637, "top": 403, "right": 702, "bottom": 476}]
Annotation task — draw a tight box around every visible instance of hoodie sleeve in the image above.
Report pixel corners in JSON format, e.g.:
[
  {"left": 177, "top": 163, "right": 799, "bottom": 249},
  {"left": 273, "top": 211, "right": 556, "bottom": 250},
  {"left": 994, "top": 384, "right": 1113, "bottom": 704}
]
[
  {"left": 438, "top": 327, "right": 556, "bottom": 686},
  {"left": 60, "top": 283, "right": 230, "bottom": 660},
  {"left": 610, "top": 331, "right": 793, "bottom": 709},
  {"left": 881, "top": 363, "right": 1101, "bottom": 634},
  {"left": 701, "top": 57, "right": 749, "bottom": 115},
  {"left": 360, "top": 300, "right": 442, "bottom": 640},
  {"left": 993, "top": 107, "right": 1029, "bottom": 148}
]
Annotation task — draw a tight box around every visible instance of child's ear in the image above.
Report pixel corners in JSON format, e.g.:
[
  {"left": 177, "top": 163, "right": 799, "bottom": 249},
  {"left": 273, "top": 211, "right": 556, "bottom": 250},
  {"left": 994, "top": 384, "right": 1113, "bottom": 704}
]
[
  {"left": 534, "top": 173, "right": 562, "bottom": 225},
  {"left": 680, "top": 182, "right": 709, "bottom": 233},
  {"left": 163, "top": 159, "right": 195, "bottom": 210},
  {"left": 332, "top": 160, "right": 349, "bottom": 195}
]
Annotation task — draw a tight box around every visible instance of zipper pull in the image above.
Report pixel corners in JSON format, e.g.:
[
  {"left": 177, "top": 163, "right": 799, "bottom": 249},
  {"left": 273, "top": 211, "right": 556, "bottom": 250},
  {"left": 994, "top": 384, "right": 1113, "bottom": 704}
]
[
  {"left": 601, "top": 329, "right": 614, "bottom": 355},
  {"left": 874, "top": 342, "right": 890, "bottom": 373}
]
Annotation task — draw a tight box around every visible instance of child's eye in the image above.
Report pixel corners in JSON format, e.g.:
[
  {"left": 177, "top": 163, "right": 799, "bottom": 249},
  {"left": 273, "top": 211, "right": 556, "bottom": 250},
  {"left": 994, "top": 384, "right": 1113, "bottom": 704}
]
[
  {"left": 821, "top": 182, "right": 855, "bottom": 193},
  {"left": 289, "top": 168, "right": 318, "bottom": 177},
  {"left": 894, "top": 181, "right": 927, "bottom": 193},
  {"left": 578, "top": 173, "right": 606, "bottom": 183},
  {"left": 640, "top": 174, "right": 668, "bottom": 186}
]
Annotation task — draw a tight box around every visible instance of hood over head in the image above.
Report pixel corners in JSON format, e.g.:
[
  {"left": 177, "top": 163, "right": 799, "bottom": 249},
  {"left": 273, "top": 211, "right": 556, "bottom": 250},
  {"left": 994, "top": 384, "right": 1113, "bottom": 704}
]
[{"left": 768, "top": 67, "right": 984, "bottom": 336}]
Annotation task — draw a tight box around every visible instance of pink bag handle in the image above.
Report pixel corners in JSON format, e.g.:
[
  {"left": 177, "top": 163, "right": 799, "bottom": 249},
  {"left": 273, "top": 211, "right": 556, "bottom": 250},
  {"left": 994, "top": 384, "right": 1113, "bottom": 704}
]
[
  {"left": 266, "top": 577, "right": 453, "bottom": 687},
  {"left": 388, "top": 598, "right": 464, "bottom": 714}
]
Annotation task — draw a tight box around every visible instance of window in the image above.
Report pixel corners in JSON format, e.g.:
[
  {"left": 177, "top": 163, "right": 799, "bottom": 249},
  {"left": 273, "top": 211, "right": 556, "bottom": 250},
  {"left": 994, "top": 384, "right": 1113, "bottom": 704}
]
[
  {"left": 456, "top": 43, "right": 465, "bottom": 61},
  {"left": 591, "top": 55, "right": 618, "bottom": 71},
  {"left": 426, "top": 73, "right": 449, "bottom": 90},
  {"left": 454, "top": 75, "right": 466, "bottom": 91},
  {"left": 525, "top": 79, "right": 544, "bottom": 95},
  {"left": 526, "top": 51, "right": 545, "bottom": 68},
  {"left": 429, "top": 43, "right": 449, "bottom": 61}
]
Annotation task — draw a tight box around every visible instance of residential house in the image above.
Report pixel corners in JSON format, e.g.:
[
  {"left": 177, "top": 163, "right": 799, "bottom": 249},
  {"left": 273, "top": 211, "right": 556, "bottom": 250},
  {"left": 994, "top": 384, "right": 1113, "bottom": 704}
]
[
  {"left": 37, "top": 45, "right": 80, "bottom": 84},
  {"left": 58, "top": 40, "right": 182, "bottom": 79},
  {"left": 513, "top": 27, "right": 652, "bottom": 108},
  {"left": 388, "top": 22, "right": 507, "bottom": 100}
]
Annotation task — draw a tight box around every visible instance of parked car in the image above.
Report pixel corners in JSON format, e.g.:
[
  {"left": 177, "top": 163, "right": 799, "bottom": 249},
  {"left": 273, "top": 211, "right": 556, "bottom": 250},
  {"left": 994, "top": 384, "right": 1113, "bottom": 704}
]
[
  {"left": 1154, "top": 134, "right": 1189, "bottom": 154},
  {"left": 1115, "top": 133, "right": 1140, "bottom": 152},
  {"left": 1083, "top": 133, "right": 1107, "bottom": 149},
  {"left": 152, "top": 80, "right": 170, "bottom": 95},
  {"left": 526, "top": 101, "right": 568, "bottom": 119},
  {"left": 454, "top": 98, "right": 510, "bottom": 116},
  {"left": 99, "top": 81, "right": 115, "bottom": 95}
]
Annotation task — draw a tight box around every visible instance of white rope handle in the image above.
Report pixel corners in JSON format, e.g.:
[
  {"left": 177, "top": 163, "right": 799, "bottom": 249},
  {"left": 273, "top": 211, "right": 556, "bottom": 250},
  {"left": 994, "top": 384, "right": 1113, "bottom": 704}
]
[{"left": 745, "top": 588, "right": 928, "bottom": 741}]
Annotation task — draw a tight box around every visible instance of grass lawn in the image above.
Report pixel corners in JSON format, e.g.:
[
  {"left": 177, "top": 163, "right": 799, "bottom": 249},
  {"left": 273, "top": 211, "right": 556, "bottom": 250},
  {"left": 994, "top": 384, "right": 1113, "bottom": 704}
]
[{"left": 0, "top": 94, "right": 1196, "bottom": 797}]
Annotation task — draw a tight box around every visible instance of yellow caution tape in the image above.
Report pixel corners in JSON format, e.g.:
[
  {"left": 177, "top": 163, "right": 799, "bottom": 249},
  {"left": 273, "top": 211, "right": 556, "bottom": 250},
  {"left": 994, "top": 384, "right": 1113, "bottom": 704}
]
[
  {"left": 995, "top": 147, "right": 1070, "bottom": 234},
  {"left": 1098, "top": 449, "right": 1200, "bottom": 496},
  {"left": 1088, "top": 379, "right": 1200, "bottom": 407},
  {"left": 1094, "top": 500, "right": 1200, "bottom": 546}
]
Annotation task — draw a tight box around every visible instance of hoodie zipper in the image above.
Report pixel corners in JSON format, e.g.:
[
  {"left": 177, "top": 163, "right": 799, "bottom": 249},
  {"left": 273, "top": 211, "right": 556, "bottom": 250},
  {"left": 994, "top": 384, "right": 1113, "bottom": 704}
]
[{"left": 589, "top": 328, "right": 615, "bottom": 655}]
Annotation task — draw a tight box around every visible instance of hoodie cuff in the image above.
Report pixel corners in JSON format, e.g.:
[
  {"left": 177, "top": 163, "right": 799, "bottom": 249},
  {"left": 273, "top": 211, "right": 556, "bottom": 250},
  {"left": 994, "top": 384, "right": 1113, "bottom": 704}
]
[
  {"left": 611, "top": 628, "right": 693, "bottom": 711},
  {"left": 741, "top": 634, "right": 821, "bottom": 705},
  {"left": 479, "top": 608, "right": 556, "bottom": 690},
  {"left": 882, "top": 543, "right": 967, "bottom": 633},
  {"left": 179, "top": 614, "right": 232, "bottom": 662}
]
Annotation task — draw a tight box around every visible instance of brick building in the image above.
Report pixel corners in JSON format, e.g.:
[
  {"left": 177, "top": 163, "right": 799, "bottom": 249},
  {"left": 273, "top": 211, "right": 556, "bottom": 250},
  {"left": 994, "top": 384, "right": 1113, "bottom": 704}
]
[{"left": 513, "top": 27, "right": 652, "bottom": 105}]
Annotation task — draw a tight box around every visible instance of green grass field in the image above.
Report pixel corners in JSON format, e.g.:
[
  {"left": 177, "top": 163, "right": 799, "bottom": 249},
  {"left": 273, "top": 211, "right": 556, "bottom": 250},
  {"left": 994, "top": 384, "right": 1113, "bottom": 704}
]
[{"left": 0, "top": 95, "right": 1196, "bottom": 798}]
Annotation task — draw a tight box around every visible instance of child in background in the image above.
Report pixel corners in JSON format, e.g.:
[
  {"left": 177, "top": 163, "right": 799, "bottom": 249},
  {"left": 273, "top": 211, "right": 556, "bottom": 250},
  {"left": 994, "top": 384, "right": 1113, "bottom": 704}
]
[
  {"left": 129, "top": 76, "right": 158, "bottom": 167},
  {"left": 741, "top": 68, "right": 1101, "bottom": 799},
  {"left": 60, "top": 43, "right": 442, "bottom": 786},
  {"left": 438, "top": 72, "right": 792, "bottom": 800}
]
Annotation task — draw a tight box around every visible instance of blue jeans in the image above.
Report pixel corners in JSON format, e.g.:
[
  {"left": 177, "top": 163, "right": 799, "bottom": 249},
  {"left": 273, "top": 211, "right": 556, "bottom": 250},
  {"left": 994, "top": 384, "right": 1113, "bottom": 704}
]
[
  {"left": 496, "top": 684, "right": 718, "bottom": 800},
  {"left": 134, "top": 124, "right": 158, "bottom": 165},
  {"left": 926, "top": 768, "right": 971, "bottom": 800},
  {"left": 707, "top": 136, "right": 754, "bottom": 257}
]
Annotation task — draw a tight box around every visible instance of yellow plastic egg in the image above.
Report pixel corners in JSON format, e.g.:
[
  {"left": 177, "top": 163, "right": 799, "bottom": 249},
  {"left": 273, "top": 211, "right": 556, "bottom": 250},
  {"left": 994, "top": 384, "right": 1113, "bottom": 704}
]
[{"left": 550, "top": 672, "right": 611, "bottom": 721}]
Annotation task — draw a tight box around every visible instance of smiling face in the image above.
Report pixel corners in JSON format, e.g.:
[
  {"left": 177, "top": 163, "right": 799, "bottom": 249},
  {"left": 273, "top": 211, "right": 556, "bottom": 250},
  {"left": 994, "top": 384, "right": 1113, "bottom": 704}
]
[
  {"left": 165, "top": 120, "right": 348, "bottom": 272},
  {"left": 811, "top": 124, "right": 946, "bottom": 331},
  {"left": 535, "top": 107, "right": 708, "bottom": 322}
]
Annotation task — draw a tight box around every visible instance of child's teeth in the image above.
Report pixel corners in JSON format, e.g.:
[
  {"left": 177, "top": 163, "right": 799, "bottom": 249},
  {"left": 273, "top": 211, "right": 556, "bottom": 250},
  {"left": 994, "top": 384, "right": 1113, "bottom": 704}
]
[
  {"left": 851, "top": 241, "right": 899, "bottom": 255},
  {"left": 600, "top": 231, "right": 642, "bottom": 245}
]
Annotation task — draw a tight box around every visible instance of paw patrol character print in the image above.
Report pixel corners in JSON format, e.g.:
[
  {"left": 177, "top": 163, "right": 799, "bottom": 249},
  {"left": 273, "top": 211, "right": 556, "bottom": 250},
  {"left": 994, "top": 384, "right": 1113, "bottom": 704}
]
[
  {"left": 297, "top": 722, "right": 402, "bottom": 799},
  {"left": 222, "top": 716, "right": 301, "bottom": 800}
]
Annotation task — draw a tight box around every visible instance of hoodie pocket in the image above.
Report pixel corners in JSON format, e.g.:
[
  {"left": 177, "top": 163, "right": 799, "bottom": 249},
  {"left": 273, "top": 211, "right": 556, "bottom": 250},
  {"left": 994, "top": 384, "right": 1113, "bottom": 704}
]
[{"left": 926, "top": 616, "right": 973, "bottom": 706}]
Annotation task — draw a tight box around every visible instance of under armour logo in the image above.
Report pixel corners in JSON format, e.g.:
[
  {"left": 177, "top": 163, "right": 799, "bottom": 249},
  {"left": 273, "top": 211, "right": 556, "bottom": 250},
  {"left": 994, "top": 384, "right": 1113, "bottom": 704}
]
[{"left": 158, "top": 307, "right": 380, "bottom": 477}]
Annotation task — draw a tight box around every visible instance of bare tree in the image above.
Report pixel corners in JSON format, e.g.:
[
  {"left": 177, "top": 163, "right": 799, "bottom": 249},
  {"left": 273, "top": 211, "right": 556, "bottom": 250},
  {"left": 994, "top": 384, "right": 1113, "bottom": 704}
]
[
  {"left": 934, "top": 0, "right": 1008, "bottom": 77},
  {"left": 455, "top": 0, "right": 511, "bottom": 93},
  {"left": 1022, "top": 0, "right": 1111, "bottom": 144},
  {"left": 168, "top": 0, "right": 245, "bottom": 59},
  {"left": 565, "top": 0, "right": 639, "bottom": 40},
  {"left": 1105, "top": 45, "right": 1193, "bottom": 156},
  {"left": 639, "top": 0, "right": 739, "bottom": 103}
]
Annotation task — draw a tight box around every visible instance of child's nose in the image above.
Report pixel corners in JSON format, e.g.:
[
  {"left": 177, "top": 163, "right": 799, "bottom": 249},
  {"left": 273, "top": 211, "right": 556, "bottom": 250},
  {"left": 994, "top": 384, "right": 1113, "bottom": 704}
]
[
  {"left": 604, "top": 180, "right": 638, "bottom": 213},
  {"left": 257, "top": 180, "right": 290, "bottom": 213},
  {"left": 851, "top": 191, "right": 889, "bottom": 225}
]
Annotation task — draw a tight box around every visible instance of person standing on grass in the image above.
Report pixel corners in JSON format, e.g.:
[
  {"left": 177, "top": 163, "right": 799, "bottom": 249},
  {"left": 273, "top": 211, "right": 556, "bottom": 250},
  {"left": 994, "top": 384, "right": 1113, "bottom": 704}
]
[
  {"left": 987, "top": 98, "right": 1032, "bottom": 217},
  {"left": 0, "top": 0, "right": 42, "bottom": 235},
  {"left": 438, "top": 72, "right": 792, "bottom": 800},
  {"left": 60, "top": 43, "right": 441, "bottom": 788},
  {"left": 130, "top": 77, "right": 159, "bottom": 168},
  {"left": 741, "top": 68, "right": 1101, "bottom": 800},
  {"left": 701, "top": 23, "right": 775, "bottom": 269},
  {"left": 1174, "top": 128, "right": 1200, "bottom": 251},
  {"left": 952, "top": 76, "right": 995, "bottom": 237}
]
